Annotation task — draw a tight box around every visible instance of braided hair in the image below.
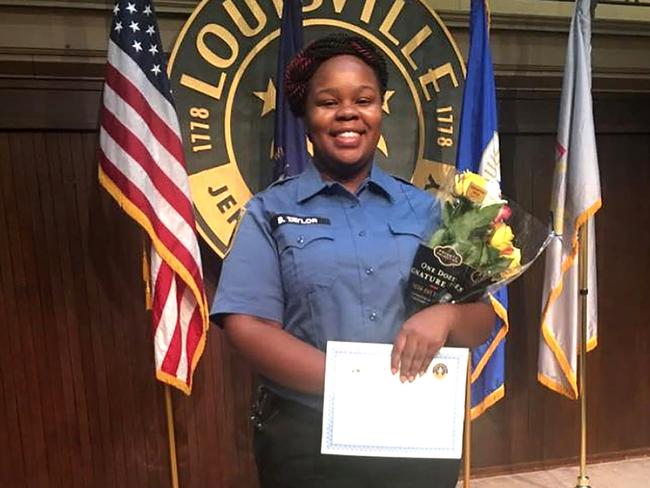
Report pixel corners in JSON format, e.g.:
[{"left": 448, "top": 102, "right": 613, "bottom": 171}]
[{"left": 284, "top": 33, "right": 388, "bottom": 117}]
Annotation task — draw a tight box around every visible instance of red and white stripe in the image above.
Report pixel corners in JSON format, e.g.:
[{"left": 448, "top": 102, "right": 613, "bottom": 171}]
[{"left": 99, "top": 38, "right": 207, "bottom": 393}]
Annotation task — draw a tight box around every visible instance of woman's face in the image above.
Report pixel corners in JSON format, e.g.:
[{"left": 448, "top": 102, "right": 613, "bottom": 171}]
[{"left": 304, "top": 54, "right": 383, "bottom": 179}]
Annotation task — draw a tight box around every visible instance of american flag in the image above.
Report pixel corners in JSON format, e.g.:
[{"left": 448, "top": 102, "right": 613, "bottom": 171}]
[{"left": 98, "top": 1, "right": 208, "bottom": 394}]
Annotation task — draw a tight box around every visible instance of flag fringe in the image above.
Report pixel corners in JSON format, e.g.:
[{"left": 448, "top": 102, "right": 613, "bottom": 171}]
[
  {"left": 142, "top": 240, "right": 153, "bottom": 310},
  {"left": 99, "top": 166, "right": 209, "bottom": 393},
  {"left": 99, "top": 166, "right": 209, "bottom": 322},
  {"left": 539, "top": 198, "right": 602, "bottom": 398},
  {"left": 470, "top": 383, "right": 504, "bottom": 420},
  {"left": 470, "top": 294, "right": 508, "bottom": 383},
  {"left": 537, "top": 372, "right": 576, "bottom": 399},
  {"left": 156, "top": 310, "right": 209, "bottom": 395},
  {"left": 157, "top": 370, "right": 192, "bottom": 395}
]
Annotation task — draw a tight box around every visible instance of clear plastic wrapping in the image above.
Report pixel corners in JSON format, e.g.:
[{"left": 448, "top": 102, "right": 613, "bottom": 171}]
[{"left": 406, "top": 171, "right": 552, "bottom": 313}]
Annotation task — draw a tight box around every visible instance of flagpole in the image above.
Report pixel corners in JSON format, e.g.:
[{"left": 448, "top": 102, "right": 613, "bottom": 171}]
[
  {"left": 575, "top": 225, "right": 591, "bottom": 488},
  {"left": 164, "top": 385, "right": 181, "bottom": 488},
  {"left": 463, "top": 359, "right": 472, "bottom": 487}
]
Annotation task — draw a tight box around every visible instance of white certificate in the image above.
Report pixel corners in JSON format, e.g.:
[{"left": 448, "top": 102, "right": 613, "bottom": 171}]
[{"left": 321, "top": 341, "right": 468, "bottom": 459}]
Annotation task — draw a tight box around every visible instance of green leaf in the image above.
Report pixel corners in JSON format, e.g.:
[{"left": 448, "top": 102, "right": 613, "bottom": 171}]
[
  {"left": 428, "top": 228, "right": 447, "bottom": 248},
  {"left": 446, "top": 204, "right": 499, "bottom": 241},
  {"left": 441, "top": 201, "right": 453, "bottom": 226},
  {"left": 455, "top": 241, "right": 482, "bottom": 267}
]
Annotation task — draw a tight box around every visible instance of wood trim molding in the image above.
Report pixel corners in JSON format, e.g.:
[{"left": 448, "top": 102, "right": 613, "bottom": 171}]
[
  {"left": 1, "top": 0, "right": 649, "bottom": 34},
  {"left": 1, "top": 1, "right": 648, "bottom": 92},
  {"left": 439, "top": 10, "right": 650, "bottom": 37},
  {"left": 0, "top": 0, "right": 196, "bottom": 14}
]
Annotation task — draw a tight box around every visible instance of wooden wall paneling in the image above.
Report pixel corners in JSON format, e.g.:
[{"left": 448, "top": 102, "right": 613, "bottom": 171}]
[
  {"left": 73, "top": 130, "right": 129, "bottom": 488},
  {"left": 0, "top": 128, "right": 182, "bottom": 486},
  {"left": 174, "top": 290, "right": 259, "bottom": 488},
  {"left": 82, "top": 134, "right": 132, "bottom": 488},
  {"left": 65, "top": 132, "right": 109, "bottom": 486},
  {"left": 175, "top": 334, "right": 223, "bottom": 487},
  {"left": 589, "top": 132, "right": 650, "bottom": 455},
  {"left": 54, "top": 131, "right": 114, "bottom": 487},
  {"left": 202, "top": 336, "right": 229, "bottom": 485},
  {"left": 175, "top": 369, "right": 204, "bottom": 486},
  {"left": 0, "top": 133, "right": 28, "bottom": 487},
  {"left": 468, "top": 91, "right": 650, "bottom": 474},
  {"left": 87, "top": 131, "right": 146, "bottom": 488},
  {"left": 195, "top": 335, "right": 232, "bottom": 486},
  {"left": 0, "top": 353, "right": 12, "bottom": 487},
  {"left": 84, "top": 134, "right": 170, "bottom": 488},
  {"left": 506, "top": 131, "right": 547, "bottom": 467},
  {"left": 43, "top": 131, "right": 89, "bottom": 488},
  {"left": 469, "top": 93, "right": 553, "bottom": 471},
  {"left": 205, "top": 252, "right": 258, "bottom": 487},
  {"left": 1, "top": 68, "right": 649, "bottom": 488},
  {"left": 85, "top": 129, "right": 173, "bottom": 487},
  {"left": 587, "top": 105, "right": 650, "bottom": 456},
  {"left": 17, "top": 132, "right": 65, "bottom": 488},
  {"left": 102, "top": 201, "right": 148, "bottom": 488},
  {"left": 97, "top": 193, "right": 138, "bottom": 488},
  {"left": 524, "top": 132, "right": 558, "bottom": 468},
  {"left": 3, "top": 132, "right": 53, "bottom": 487}
]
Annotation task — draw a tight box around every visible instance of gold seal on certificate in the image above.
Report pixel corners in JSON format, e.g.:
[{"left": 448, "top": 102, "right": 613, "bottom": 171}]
[
  {"left": 433, "top": 363, "right": 449, "bottom": 379},
  {"left": 321, "top": 342, "right": 469, "bottom": 459}
]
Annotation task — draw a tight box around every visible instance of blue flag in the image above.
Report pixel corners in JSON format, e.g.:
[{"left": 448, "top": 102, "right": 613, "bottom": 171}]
[
  {"left": 273, "top": 0, "right": 309, "bottom": 179},
  {"left": 457, "top": 0, "right": 508, "bottom": 419}
]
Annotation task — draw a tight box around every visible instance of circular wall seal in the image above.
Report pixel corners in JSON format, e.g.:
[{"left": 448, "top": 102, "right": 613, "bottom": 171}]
[{"left": 169, "top": 0, "right": 465, "bottom": 258}]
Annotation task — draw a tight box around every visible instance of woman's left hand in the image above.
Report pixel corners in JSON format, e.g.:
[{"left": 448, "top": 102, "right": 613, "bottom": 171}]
[{"left": 391, "top": 304, "right": 458, "bottom": 382}]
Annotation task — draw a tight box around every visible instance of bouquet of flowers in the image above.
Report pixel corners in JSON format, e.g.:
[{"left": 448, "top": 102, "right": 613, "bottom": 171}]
[{"left": 406, "top": 171, "right": 552, "bottom": 313}]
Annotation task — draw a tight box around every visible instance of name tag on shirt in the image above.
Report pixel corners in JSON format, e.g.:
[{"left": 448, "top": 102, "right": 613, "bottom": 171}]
[{"left": 271, "top": 214, "right": 331, "bottom": 230}]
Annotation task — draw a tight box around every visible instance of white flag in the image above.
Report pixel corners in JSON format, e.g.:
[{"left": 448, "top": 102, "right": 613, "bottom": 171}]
[{"left": 538, "top": 0, "right": 602, "bottom": 399}]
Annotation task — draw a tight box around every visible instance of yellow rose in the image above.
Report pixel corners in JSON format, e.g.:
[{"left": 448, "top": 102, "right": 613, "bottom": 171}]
[
  {"left": 500, "top": 246, "right": 522, "bottom": 278},
  {"left": 505, "top": 246, "right": 521, "bottom": 269},
  {"left": 490, "top": 223, "right": 514, "bottom": 251},
  {"left": 454, "top": 172, "right": 488, "bottom": 204}
]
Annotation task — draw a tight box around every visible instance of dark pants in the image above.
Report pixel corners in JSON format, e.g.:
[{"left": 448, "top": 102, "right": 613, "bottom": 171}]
[{"left": 253, "top": 389, "right": 460, "bottom": 488}]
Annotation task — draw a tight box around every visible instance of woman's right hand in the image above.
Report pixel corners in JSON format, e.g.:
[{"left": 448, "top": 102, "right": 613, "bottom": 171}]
[{"left": 390, "top": 305, "right": 455, "bottom": 382}]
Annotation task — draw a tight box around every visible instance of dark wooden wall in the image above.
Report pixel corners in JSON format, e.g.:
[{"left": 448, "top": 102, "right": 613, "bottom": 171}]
[
  {"left": 1, "top": 79, "right": 649, "bottom": 487},
  {"left": 0, "top": 75, "right": 259, "bottom": 487},
  {"left": 472, "top": 89, "right": 650, "bottom": 473}
]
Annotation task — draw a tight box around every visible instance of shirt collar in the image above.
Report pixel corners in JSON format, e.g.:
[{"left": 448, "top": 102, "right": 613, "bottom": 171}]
[
  {"left": 366, "top": 162, "right": 399, "bottom": 202},
  {"left": 296, "top": 162, "right": 330, "bottom": 203},
  {"left": 296, "top": 161, "right": 399, "bottom": 204}
]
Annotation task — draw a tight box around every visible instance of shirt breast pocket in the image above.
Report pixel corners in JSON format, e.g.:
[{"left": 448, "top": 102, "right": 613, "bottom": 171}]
[
  {"left": 275, "top": 225, "right": 339, "bottom": 292},
  {"left": 388, "top": 220, "right": 425, "bottom": 279}
]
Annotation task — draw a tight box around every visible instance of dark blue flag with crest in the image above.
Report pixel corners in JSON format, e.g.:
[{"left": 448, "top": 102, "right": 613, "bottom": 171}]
[
  {"left": 273, "top": 0, "right": 309, "bottom": 179},
  {"left": 456, "top": 0, "right": 509, "bottom": 419}
]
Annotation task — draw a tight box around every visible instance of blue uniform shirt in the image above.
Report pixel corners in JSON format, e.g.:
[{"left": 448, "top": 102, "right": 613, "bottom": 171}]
[{"left": 211, "top": 162, "right": 440, "bottom": 409}]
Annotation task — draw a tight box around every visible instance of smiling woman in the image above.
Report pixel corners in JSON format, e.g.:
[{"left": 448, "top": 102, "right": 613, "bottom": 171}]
[
  {"left": 285, "top": 35, "right": 387, "bottom": 188},
  {"left": 304, "top": 53, "right": 383, "bottom": 186},
  {"left": 210, "top": 33, "right": 495, "bottom": 488}
]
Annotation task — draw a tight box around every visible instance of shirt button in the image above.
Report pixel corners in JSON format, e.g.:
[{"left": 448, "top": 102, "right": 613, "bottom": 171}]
[
  {"left": 297, "top": 235, "right": 304, "bottom": 244},
  {"left": 358, "top": 230, "right": 366, "bottom": 237},
  {"left": 369, "top": 312, "right": 377, "bottom": 321},
  {"left": 365, "top": 267, "right": 374, "bottom": 275}
]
